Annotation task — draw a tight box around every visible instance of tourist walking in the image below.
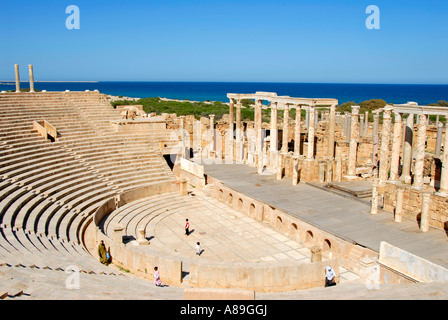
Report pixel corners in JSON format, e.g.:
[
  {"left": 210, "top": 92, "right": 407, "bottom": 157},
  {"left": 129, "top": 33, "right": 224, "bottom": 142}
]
[
  {"left": 196, "top": 242, "right": 201, "bottom": 255},
  {"left": 325, "top": 266, "right": 336, "bottom": 287},
  {"left": 98, "top": 240, "right": 110, "bottom": 265},
  {"left": 154, "top": 266, "right": 162, "bottom": 286},
  {"left": 185, "top": 218, "right": 190, "bottom": 236}
]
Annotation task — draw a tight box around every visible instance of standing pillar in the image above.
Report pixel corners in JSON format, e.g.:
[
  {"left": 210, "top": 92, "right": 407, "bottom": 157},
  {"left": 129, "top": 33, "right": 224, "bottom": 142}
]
[
  {"left": 28, "top": 65, "right": 35, "bottom": 93},
  {"left": 305, "top": 108, "right": 309, "bottom": 128},
  {"left": 306, "top": 105, "right": 315, "bottom": 160},
  {"left": 235, "top": 99, "right": 243, "bottom": 162},
  {"left": 389, "top": 112, "right": 403, "bottom": 182},
  {"left": 294, "top": 105, "right": 302, "bottom": 157},
  {"left": 394, "top": 188, "right": 404, "bottom": 223},
  {"left": 228, "top": 98, "right": 235, "bottom": 161},
  {"left": 277, "top": 153, "right": 283, "bottom": 180},
  {"left": 378, "top": 107, "right": 393, "bottom": 186},
  {"left": 364, "top": 111, "right": 369, "bottom": 136},
  {"left": 401, "top": 114, "right": 414, "bottom": 183},
  {"left": 14, "top": 64, "right": 20, "bottom": 93},
  {"left": 255, "top": 99, "right": 264, "bottom": 173},
  {"left": 412, "top": 113, "right": 427, "bottom": 190},
  {"left": 292, "top": 157, "right": 299, "bottom": 186},
  {"left": 179, "top": 116, "right": 187, "bottom": 158},
  {"left": 335, "top": 156, "right": 342, "bottom": 182},
  {"left": 438, "top": 123, "right": 448, "bottom": 195},
  {"left": 281, "top": 104, "right": 289, "bottom": 153},
  {"left": 435, "top": 121, "right": 443, "bottom": 157},
  {"left": 420, "top": 193, "right": 431, "bottom": 232},
  {"left": 209, "top": 114, "right": 215, "bottom": 157},
  {"left": 270, "top": 102, "right": 278, "bottom": 168},
  {"left": 327, "top": 104, "right": 336, "bottom": 158},
  {"left": 347, "top": 106, "right": 360, "bottom": 177},
  {"left": 370, "top": 179, "right": 379, "bottom": 215},
  {"left": 345, "top": 113, "right": 351, "bottom": 143},
  {"left": 359, "top": 114, "right": 365, "bottom": 138},
  {"left": 372, "top": 110, "right": 380, "bottom": 173}
]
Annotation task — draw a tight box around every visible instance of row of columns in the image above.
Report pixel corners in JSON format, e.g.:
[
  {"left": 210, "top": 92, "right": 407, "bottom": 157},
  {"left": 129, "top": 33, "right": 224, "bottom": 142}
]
[
  {"left": 228, "top": 99, "right": 337, "bottom": 174},
  {"left": 370, "top": 107, "right": 448, "bottom": 232},
  {"left": 14, "top": 64, "right": 35, "bottom": 93},
  {"left": 376, "top": 108, "right": 448, "bottom": 192}
]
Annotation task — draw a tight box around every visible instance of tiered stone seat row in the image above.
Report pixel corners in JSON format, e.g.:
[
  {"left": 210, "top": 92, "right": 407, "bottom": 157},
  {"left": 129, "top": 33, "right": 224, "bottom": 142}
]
[{"left": 0, "top": 91, "right": 179, "bottom": 279}]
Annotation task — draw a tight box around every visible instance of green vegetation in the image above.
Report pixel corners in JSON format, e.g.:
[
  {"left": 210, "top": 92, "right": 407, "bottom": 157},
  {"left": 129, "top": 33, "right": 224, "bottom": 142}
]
[{"left": 111, "top": 97, "right": 248, "bottom": 121}]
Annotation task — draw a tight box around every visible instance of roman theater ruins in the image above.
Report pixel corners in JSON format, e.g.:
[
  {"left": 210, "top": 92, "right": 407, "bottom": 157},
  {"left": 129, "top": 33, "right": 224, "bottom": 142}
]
[{"left": 0, "top": 65, "right": 448, "bottom": 299}]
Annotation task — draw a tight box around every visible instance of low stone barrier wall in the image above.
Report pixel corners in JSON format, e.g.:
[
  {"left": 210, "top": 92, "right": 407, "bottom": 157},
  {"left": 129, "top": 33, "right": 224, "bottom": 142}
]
[
  {"left": 178, "top": 158, "right": 206, "bottom": 189},
  {"left": 379, "top": 241, "right": 448, "bottom": 283},
  {"left": 109, "top": 119, "right": 166, "bottom": 132},
  {"left": 188, "top": 259, "right": 338, "bottom": 292}
]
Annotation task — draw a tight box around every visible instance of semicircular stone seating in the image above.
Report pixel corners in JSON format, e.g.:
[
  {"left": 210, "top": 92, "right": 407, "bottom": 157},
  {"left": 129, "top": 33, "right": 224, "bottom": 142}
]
[{"left": 0, "top": 92, "right": 179, "bottom": 284}]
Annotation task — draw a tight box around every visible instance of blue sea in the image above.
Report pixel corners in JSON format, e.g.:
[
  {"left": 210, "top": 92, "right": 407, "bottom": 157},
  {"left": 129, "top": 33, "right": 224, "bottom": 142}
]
[{"left": 1, "top": 81, "right": 448, "bottom": 105}]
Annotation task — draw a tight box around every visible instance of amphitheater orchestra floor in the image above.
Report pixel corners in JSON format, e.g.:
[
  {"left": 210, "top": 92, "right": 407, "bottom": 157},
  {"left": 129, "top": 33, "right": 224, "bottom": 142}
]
[{"left": 154, "top": 190, "right": 357, "bottom": 284}]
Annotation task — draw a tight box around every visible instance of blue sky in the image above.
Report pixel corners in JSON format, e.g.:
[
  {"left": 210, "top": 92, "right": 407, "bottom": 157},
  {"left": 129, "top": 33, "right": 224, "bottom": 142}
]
[{"left": 1, "top": 0, "right": 447, "bottom": 83}]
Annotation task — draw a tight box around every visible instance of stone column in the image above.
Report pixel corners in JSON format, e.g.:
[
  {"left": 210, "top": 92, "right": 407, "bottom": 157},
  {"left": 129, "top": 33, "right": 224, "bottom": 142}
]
[
  {"left": 335, "top": 156, "right": 342, "bottom": 182},
  {"left": 412, "top": 114, "right": 427, "bottom": 190},
  {"left": 394, "top": 187, "right": 404, "bottom": 223},
  {"left": 345, "top": 113, "right": 351, "bottom": 143},
  {"left": 401, "top": 114, "right": 414, "bottom": 183},
  {"left": 347, "top": 106, "right": 360, "bottom": 177},
  {"left": 235, "top": 99, "right": 243, "bottom": 162},
  {"left": 359, "top": 114, "right": 365, "bottom": 137},
  {"left": 179, "top": 116, "right": 187, "bottom": 158},
  {"left": 401, "top": 118, "right": 407, "bottom": 153},
  {"left": 28, "top": 65, "right": 35, "bottom": 93},
  {"left": 372, "top": 110, "right": 381, "bottom": 175},
  {"left": 305, "top": 108, "right": 309, "bottom": 128},
  {"left": 420, "top": 193, "right": 431, "bottom": 232},
  {"left": 255, "top": 99, "right": 264, "bottom": 173},
  {"left": 364, "top": 111, "right": 369, "bottom": 136},
  {"left": 306, "top": 105, "right": 315, "bottom": 160},
  {"left": 270, "top": 102, "right": 278, "bottom": 168},
  {"left": 435, "top": 121, "right": 443, "bottom": 157},
  {"left": 292, "top": 157, "right": 299, "bottom": 186},
  {"left": 228, "top": 98, "right": 234, "bottom": 160},
  {"left": 378, "top": 107, "right": 393, "bottom": 186},
  {"left": 389, "top": 112, "right": 403, "bottom": 182},
  {"left": 294, "top": 105, "right": 302, "bottom": 157},
  {"left": 327, "top": 104, "right": 336, "bottom": 158},
  {"left": 277, "top": 153, "right": 283, "bottom": 180},
  {"left": 373, "top": 110, "right": 380, "bottom": 137},
  {"left": 281, "top": 104, "right": 289, "bottom": 153},
  {"left": 209, "top": 114, "right": 215, "bottom": 156},
  {"left": 370, "top": 179, "right": 379, "bottom": 215},
  {"left": 14, "top": 64, "right": 20, "bottom": 93},
  {"left": 235, "top": 98, "right": 242, "bottom": 137},
  {"left": 438, "top": 123, "right": 448, "bottom": 195}
]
